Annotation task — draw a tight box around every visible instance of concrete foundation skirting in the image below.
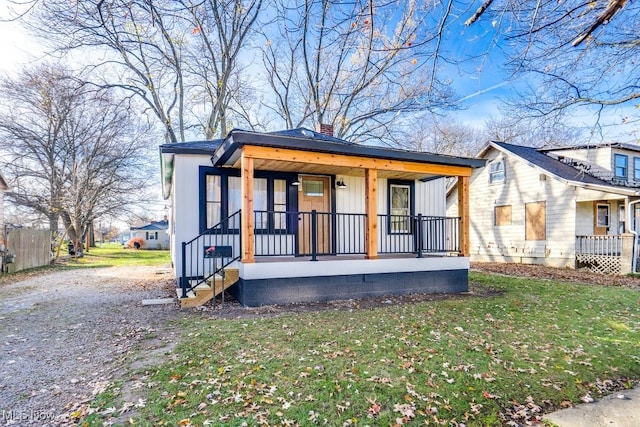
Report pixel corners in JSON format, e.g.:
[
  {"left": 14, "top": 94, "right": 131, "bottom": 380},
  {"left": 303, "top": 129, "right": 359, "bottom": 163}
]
[{"left": 230, "top": 269, "right": 468, "bottom": 307}]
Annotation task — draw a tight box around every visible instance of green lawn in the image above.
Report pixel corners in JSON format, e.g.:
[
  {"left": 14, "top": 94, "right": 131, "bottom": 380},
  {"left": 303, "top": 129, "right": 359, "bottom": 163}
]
[
  {"left": 74, "top": 243, "right": 171, "bottom": 267},
  {"left": 85, "top": 271, "right": 640, "bottom": 426}
]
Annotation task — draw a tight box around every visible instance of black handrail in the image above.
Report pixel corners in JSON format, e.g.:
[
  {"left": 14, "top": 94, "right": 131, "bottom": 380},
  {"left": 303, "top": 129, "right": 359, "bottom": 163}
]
[{"left": 180, "top": 210, "right": 241, "bottom": 300}]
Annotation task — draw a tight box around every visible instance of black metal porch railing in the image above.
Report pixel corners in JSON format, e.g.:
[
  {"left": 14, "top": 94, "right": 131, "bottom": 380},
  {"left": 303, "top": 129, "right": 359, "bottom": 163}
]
[
  {"left": 180, "top": 211, "right": 462, "bottom": 296},
  {"left": 253, "top": 210, "right": 367, "bottom": 259},
  {"left": 253, "top": 210, "right": 460, "bottom": 258},
  {"left": 180, "top": 210, "right": 241, "bottom": 299},
  {"left": 378, "top": 214, "right": 460, "bottom": 255}
]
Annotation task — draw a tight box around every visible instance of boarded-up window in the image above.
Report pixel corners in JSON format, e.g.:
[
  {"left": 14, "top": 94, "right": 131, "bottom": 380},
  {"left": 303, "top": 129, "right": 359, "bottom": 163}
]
[
  {"left": 495, "top": 205, "right": 512, "bottom": 226},
  {"left": 525, "top": 202, "right": 546, "bottom": 240}
]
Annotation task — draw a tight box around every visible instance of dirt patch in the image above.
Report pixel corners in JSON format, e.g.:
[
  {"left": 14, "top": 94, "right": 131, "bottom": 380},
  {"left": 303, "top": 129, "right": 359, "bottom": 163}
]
[
  {"left": 0, "top": 266, "right": 183, "bottom": 426},
  {"left": 471, "top": 261, "right": 640, "bottom": 289}
]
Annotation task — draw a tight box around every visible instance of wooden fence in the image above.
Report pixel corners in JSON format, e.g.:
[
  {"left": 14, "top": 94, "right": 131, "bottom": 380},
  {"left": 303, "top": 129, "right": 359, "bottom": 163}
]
[{"left": 3, "top": 228, "right": 50, "bottom": 272}]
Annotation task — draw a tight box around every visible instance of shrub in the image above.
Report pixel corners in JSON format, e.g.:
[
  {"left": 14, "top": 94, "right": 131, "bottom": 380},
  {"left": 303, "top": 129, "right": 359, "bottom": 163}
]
[{"left": 126, "top": 236, "right": 146, "bottom": 249}]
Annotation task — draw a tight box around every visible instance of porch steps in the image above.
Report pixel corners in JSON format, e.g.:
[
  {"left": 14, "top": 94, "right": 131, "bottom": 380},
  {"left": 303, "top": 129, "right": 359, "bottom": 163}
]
[{"left": 177, "top": 268, "right": 239, "bottom": 308}]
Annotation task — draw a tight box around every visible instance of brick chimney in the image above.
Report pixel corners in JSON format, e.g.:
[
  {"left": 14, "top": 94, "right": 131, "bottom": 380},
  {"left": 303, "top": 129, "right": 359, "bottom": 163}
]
[{"left": 316, "top": 123, "right": 334, "bottom": 137}]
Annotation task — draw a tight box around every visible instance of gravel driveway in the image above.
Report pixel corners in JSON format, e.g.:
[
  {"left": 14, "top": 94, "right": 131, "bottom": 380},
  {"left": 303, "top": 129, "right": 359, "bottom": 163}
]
[{"left": 0, "top": 266, "right": 182, "bottom": 426}]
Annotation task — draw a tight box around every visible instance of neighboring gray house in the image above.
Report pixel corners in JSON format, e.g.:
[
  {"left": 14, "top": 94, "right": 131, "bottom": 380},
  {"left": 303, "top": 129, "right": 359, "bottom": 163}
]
[
  {"left": 130, "top": 218, "right": 170, "bottom": 249},
  {"left": 448, "top": 141, "right": 640, "bottom": 275}
]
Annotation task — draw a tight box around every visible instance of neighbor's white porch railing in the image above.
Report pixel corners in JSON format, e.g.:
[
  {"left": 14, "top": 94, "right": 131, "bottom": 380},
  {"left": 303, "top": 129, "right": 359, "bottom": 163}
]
[
  {"left": 575, "top": 235, "right": 622, "bottom": 256},
  {"left": 575, "top": 235, "right": 634, "bottom": 275}
]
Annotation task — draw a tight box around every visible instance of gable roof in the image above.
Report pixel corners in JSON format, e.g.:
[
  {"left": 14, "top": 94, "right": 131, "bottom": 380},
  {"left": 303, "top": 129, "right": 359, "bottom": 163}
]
[{"left": 487, "top": 141, "right": 640, "bottom": 196}]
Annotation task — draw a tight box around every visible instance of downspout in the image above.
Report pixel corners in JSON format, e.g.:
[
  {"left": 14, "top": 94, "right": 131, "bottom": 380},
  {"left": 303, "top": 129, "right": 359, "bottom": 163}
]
[{"left": 628, "top": 197, "right": 640, "bottom": 273}]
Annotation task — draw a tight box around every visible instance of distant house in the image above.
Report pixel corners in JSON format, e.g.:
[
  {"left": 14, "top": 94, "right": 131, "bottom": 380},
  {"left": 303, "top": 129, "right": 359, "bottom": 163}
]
[
  {"left": 129, "top": 218, "right": 170, "bottom": 249},
  {"left": 160, "top": 126, "right": 484, "bottom": 307},
  {"left": 447, "top": 141, "right": 640, "bottom": 275}
]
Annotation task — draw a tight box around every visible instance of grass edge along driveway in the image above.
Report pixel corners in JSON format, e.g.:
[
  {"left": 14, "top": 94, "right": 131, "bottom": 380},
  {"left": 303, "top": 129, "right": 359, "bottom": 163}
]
[{"left": 86, "top": 271, "right": 640, "bottom": 426}]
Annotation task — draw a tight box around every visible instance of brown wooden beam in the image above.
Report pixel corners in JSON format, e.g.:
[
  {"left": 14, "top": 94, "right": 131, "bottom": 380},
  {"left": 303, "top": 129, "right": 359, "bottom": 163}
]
[
  {"left": 457, "top": 176, "right": 470, "bottom": 256},
  {"left": 365, "top": 169, "right": 378, "bottom": 259},
  {"left": 241, "top": 145, "right": 472, "bottom": 177},
  {"left": 241, "top": 151, "right": 255, "bottom": 263}
]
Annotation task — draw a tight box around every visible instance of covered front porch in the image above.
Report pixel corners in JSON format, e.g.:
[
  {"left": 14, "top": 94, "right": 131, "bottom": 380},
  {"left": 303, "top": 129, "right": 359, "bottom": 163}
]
[
  {"left": 232, "top": 143, "right": 472, "bottom": 264},
  {"left": 574, "top": 197, "right": 640, "bottom": 275}
]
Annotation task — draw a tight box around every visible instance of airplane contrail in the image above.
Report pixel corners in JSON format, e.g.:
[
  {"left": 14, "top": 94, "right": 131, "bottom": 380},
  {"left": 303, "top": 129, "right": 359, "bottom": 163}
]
[{"left": 458, "top": 81, "right": 510, "bottom": 102}]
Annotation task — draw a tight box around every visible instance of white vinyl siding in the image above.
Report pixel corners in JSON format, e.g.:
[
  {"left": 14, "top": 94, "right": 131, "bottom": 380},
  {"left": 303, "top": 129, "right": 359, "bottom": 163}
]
[{"left": 468, "top": 149, "right": 575, "bottom": 266}]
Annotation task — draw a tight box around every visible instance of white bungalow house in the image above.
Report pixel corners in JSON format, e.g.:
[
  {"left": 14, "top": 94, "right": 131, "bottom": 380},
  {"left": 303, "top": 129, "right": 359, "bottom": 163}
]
[
  {"left": 160, "top": 127, "right": 485, "bottom": 307},
  {"left": 447, "top": 141, "right": 640, "bottom": 275}
]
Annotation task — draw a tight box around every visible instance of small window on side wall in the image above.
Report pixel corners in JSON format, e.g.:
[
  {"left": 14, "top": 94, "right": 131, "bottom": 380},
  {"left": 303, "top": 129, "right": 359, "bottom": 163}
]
[
  {"left": 489, "top": 158, "right": 505, "bottom": 184},
  {"left": 614, "top": 154, "right": 628, "bottom": 179},
  {"left": 634, "top": 157, "right": 640, "bottom": 181}
]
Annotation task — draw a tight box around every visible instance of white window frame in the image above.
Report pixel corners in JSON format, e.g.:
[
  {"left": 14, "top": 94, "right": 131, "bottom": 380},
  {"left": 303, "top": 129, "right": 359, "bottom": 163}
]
[
  {"left": 596, "top": 203, "right": 610, "bottom": 228},
  {"left": 614, "top": 154, "right": 628, "bottom": 179},
  {"left": 489, "top": 158, "right": 505, "bottom": 184},
  {"left": 389, "top": 183, "right": 411, "bottom": 233}
]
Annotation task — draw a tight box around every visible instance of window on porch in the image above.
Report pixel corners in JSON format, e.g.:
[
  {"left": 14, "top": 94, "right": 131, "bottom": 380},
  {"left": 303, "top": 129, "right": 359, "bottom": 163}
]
[
  {"left": 597, "top": 204, "right": 610, "bottom": 228},
  {"left": 388, "top": 181, "right": 413, "bottom": 234},
  {"left": 203, "top": 171, "right": 290, "bottom": 232}
]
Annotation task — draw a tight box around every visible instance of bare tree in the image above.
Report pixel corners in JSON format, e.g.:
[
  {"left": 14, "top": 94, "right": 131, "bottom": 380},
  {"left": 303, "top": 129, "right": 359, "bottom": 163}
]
[
  {"left": 0, "top": 64, "right": 151, "bottom": 256},
  {"left": 181, "top": 0, "right": 264, "bottom": 138},
  {"left": 464, "top": 0, "right": 640, "bottom": 132},
  {"left": 21, "top": 0, "right": 264, "bottom": 141},
  {"left": 398, "top": 114, "right": 485, "bottom": 156},
  {"left": 261, "top": 0, "right": 458, "bottom": 143}
]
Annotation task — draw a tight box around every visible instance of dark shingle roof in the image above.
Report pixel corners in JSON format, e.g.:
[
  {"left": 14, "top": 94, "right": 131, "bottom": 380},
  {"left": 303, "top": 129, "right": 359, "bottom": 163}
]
[
  {"left": 492, "top": 141, "right": 614, "bottom": 186},
  {"left": 160, "top": 128, "right": 485, "bottom": 168},
  {"left": 159, "top": 139, "right": 223, "bottom": 155}
]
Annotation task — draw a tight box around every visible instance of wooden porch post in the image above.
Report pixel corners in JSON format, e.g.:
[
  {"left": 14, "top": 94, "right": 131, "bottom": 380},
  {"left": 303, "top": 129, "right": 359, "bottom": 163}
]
[
  {"left": 241, "top": 150, "right": 255, "bottom": 263},
  {"left": 457, "top": 176, "right": 470, "bottom": 256},
  {"left": 365, "top": 168, "right": 378, "bottom": 259}
]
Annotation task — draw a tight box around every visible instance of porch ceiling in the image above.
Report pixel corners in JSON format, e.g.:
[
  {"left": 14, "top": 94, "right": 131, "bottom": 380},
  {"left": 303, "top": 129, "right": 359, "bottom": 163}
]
[{"left": 231, "top": 158, "right": 440, "bottom": 180}]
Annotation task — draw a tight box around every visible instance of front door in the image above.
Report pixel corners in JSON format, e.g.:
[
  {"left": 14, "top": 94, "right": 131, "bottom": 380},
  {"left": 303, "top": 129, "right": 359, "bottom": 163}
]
[{"left": 298, "top": 175, "right": 331, "bottom": 255}]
